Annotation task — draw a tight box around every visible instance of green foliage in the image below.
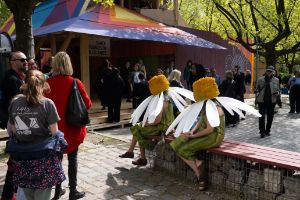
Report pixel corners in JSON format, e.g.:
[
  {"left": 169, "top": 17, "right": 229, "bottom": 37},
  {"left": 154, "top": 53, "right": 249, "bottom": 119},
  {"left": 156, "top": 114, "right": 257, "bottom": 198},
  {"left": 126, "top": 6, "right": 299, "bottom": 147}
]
[
  {"left": 92, "top": 0, "right": 114, "bottom": 7},
  {"left": 0, "top": 0, "right": 11, "bottom": 26},
  {"left": 177, "top": 0, "right": 300, "bottom": 66}
]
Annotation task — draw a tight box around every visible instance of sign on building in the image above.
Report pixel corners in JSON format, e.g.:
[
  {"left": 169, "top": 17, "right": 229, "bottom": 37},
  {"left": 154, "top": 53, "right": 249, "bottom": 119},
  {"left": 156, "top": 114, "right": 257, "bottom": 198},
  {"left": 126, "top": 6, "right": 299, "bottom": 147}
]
[{"left": 89, "top": 36, "right": 110, "bottom": 57}]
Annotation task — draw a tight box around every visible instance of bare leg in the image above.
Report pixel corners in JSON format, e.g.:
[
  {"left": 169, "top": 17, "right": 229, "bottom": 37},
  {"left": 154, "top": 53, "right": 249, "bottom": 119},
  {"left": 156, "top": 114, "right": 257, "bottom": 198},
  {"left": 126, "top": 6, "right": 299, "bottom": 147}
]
[
  {"left": 179, "top": 156, "right": 200, "bottom": 180},
  {"left": 139, "top": 147, "right": 146, "bottom": 159},
  {"left": 128, "top": 137, "right": 137, "bottom": 152}
]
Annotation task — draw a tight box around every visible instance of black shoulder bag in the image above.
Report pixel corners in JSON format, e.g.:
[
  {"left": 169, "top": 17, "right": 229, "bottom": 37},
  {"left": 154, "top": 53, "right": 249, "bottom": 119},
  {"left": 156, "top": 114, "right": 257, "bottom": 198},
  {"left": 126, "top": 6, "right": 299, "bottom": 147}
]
[{"left": 67, "top": 79, "right": 90, "bottom": 126}]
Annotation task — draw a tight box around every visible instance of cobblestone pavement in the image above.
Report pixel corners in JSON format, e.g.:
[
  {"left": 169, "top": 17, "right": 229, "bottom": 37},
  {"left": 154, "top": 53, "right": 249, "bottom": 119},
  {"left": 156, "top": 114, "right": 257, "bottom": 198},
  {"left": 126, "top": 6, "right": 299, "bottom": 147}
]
[{"left": 0, "top": 139, "right": 216, "bottom": 200}]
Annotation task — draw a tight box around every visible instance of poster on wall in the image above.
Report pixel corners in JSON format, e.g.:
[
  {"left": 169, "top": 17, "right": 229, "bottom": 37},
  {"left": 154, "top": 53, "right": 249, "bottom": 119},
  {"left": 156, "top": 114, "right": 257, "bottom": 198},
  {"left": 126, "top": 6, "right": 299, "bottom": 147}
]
[{"left": 89, "top": 36, "right": 110, "bottom": 57}]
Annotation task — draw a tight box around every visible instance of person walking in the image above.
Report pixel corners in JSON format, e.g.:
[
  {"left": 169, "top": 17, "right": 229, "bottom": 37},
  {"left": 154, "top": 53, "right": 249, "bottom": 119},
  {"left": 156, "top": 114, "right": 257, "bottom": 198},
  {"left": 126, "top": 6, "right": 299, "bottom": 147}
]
[
  {"left": 1, "top": 51, "right": 28, "bottom": 200},
  {"left": 7, "top": 70, "right": 66, "bottom": 200},
  {"left": 255, "top": 66, "right": 280, "bottom": 138},
  {"left": 46, "top": 52, "right": 92, "bottom": 200}
]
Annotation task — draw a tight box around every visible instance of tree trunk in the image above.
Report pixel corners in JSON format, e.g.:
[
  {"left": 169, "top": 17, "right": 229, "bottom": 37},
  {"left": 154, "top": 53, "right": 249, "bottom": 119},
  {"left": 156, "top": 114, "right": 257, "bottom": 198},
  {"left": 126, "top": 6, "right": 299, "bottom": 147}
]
[
  {"left": 5, "top": 0, "right": 35, "bottom": 58},
  {"left": 265, "top": 46, "right": 277, "bottom": 68},
  {"left": 287, "top": 64, "right": 293, "bottom": 74}
]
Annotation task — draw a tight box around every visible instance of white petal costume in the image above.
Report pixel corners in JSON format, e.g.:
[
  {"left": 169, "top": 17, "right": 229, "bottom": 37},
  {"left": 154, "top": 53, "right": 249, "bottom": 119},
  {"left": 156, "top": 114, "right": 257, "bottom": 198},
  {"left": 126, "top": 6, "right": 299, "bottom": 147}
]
[
  {"left": 130, "top": 86, "right": 195, "bottom": 126},
  {"left": 166, "top": 82, "right": 261, "bottom": 137}
]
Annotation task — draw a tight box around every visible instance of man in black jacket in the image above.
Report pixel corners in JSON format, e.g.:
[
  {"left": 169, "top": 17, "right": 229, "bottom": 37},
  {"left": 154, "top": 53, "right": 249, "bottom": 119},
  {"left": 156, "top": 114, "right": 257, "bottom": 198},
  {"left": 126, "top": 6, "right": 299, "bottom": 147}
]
[{"left": 1, "top": 51, "right": 27, "bottom": 200}]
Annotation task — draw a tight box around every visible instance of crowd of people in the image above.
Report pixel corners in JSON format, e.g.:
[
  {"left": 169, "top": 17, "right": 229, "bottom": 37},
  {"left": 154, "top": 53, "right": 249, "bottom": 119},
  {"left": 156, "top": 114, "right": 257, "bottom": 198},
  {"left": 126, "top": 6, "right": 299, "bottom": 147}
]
[{"left": 0, "top": 52, "right": 299, "bottom": 199}]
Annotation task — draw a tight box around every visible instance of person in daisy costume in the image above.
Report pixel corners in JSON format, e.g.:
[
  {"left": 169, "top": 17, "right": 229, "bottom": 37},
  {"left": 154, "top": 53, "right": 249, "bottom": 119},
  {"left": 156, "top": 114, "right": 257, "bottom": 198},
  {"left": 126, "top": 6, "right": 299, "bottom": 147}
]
[
  {"left": 119, "top": 75, "right": 194, "bottom": 166},
  {"left": 166, "top": 77, "right": 261, "bottom": 190}
]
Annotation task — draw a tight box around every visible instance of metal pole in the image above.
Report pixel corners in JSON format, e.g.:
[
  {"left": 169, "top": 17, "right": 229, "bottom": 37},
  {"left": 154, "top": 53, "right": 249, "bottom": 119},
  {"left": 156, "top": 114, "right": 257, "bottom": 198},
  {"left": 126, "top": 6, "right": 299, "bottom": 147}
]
[{"left": 255, "top": 35, "right": 259, "bottom": 88}]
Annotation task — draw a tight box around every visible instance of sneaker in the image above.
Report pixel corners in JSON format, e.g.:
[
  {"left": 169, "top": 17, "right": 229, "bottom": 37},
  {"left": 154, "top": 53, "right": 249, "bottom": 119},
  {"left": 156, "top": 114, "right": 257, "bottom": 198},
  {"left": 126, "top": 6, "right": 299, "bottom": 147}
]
[
  {"left": 289, "top": 111, "right": 295, "bottom": 114},
  {"left": 260, "top": 133, "right": 265, "bottom": 138}
]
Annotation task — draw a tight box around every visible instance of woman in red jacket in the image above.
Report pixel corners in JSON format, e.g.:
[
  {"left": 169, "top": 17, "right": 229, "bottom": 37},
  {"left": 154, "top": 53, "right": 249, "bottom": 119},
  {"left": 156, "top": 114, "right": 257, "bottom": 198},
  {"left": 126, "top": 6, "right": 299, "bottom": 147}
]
[{"left": 46, "top": 52, "right": 92, "bottom": 200}]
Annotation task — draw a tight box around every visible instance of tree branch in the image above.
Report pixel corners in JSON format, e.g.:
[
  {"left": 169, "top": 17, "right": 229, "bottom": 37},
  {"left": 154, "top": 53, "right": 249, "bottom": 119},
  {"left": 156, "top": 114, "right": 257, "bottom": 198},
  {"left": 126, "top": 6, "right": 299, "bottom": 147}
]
[
  {"left": 245, "top": 0, "right": 279, "bottom": 31},
  {"left": 277, "top": 41, "right": 300, "bottom": 56}
]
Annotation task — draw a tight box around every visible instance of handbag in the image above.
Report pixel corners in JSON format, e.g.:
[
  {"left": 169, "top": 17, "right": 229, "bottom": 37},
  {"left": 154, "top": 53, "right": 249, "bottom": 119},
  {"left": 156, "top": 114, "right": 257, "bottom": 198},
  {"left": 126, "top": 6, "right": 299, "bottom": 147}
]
[{"left": 67, "top": 79, "right": 90, "bottom": 126}]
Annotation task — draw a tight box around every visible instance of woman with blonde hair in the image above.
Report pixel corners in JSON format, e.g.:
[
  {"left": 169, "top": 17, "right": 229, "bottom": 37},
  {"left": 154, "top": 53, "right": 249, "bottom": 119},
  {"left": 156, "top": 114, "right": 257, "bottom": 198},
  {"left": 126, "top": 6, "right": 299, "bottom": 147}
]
[
  {"left": 46, "top": 51, "right": 92, "bottom": 200},
  {"left": 7, "top": 70, "right": 66, "bottom": 200},
  {"left": 168, "top": 69, "right": 183, "bottom": 88}
]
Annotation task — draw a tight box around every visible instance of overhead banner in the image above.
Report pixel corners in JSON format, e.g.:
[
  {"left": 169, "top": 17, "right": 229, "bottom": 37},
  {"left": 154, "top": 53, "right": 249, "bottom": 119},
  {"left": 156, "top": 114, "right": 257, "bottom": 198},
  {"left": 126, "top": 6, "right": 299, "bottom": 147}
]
[{"left": 89, "top": 36, "right": 110, "bottom": 57}]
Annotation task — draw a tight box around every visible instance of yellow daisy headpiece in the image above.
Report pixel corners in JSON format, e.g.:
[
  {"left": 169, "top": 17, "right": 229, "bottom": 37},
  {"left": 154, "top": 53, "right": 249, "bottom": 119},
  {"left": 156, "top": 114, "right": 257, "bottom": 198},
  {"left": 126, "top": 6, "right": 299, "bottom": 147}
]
[
  {"left": 193, "top": 77, "right": 219, "bottom": 102},
  {"left": 148, "top": 75, "right": 170, "bottom": 95}
]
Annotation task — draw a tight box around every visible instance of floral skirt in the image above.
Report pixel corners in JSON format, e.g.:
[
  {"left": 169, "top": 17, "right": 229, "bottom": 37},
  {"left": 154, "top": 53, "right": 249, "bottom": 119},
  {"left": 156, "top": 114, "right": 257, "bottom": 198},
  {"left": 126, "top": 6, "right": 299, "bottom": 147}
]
[{"left": 12, "top": 152, "right": 65, "bottom": 189}]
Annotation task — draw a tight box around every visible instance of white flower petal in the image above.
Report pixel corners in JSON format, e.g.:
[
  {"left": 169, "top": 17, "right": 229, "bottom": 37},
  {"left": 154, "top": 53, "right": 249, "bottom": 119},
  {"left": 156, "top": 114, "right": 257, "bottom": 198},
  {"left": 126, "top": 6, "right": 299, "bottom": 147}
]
[
  {"left": 130, "top": 96, "right": 152, "bottom": 125},
  {"left": 168, "top": 90, "right": 185, "bottom": 112},
  {"left": 165, "top": 106, "right": 191, "bottom": 135},
  {"left": 153, "top": 92, "right": 164, "bottom": 118},
  {"left": 142, "top": 95, "right": 158, "bottom": 126},
  {"left": 215, "top": 97, "right": 234, "bottom": 116},
  {"left": 183, "top": 101, "right": 204, "bottom": 132},
  {"left": 220, "top": 97, "right": 261, "bottom": 117},
  {"left": 174, "top": 116, "right": 189, "bottom": 137},
  {"left": 168, "top": 88, "right": 187, "bottom": 106},
  {"left": 206, "top": 100, "right": 220, "bottom": 127},
  {"left": 170, "top": 87, "right": 195, "bottom": 102},
  {"left": 148, "top": 94, "right": 161, "bottom": 123}
]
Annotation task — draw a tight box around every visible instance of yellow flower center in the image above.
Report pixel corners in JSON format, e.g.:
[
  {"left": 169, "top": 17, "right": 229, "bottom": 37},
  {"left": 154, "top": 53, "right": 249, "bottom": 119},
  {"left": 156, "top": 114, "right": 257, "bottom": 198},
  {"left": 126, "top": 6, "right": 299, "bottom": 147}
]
[
  {"left": 148, "top": 75, "right": 170, "bottom": 95},
  {"left": 193, "top": 77, "right": 219, "bottom": 102}
]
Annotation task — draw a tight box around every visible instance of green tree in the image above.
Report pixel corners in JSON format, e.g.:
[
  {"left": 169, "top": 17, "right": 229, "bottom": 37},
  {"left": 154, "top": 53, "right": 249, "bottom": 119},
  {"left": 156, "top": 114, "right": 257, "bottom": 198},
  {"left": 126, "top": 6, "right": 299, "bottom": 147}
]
[
  {"left": 178, "top": 0, "right": 300, "bottom": 68},
  {"left": 3, "top": 0, "right": 113, "bottom": 58},
  {"left": 0, "top": 0, "right": 10, "bottom": 26}
]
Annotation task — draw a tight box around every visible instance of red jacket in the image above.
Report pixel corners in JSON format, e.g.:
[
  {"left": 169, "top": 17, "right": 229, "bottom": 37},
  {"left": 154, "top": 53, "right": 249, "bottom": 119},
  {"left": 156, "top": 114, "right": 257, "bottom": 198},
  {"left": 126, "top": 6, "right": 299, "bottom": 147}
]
[{"left": 46, "top": 75, "right": 92, "bottom": 154}]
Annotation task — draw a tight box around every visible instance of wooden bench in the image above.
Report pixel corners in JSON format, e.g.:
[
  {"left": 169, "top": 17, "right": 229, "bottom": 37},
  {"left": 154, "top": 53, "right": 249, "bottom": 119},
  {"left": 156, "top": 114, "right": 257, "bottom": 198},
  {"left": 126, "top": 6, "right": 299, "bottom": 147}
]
[
  {"left": 209, "top": 139, "right": 300, "bottom": 171},
  {"left": 150, "top": 135, "right": 300, "bottom": 171}
]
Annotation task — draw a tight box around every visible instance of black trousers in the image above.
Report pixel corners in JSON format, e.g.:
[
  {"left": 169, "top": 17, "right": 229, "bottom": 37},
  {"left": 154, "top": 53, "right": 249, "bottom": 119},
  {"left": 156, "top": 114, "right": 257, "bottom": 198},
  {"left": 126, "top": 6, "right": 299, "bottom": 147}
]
[
  {"left": 289, "top": 85, "right": 300, "bottom": 113},
  {"left": 108, "top": 97, "right": 122, "bottom": 122},
  {"left": 68, "top": 148, "right": 78, "bottom": 190},
  {"left": 258, "top": 103, "right": 275, "bottom": 133}
]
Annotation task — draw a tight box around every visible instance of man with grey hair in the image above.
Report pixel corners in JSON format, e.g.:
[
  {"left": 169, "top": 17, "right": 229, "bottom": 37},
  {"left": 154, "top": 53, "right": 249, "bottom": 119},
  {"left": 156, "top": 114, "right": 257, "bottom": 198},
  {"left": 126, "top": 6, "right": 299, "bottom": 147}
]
[
  {"left": 1, "top": 51, "right": 28, "bottom": 200},
  {"left": 255, "top": 66, "right": 280, "bottom": 138}
]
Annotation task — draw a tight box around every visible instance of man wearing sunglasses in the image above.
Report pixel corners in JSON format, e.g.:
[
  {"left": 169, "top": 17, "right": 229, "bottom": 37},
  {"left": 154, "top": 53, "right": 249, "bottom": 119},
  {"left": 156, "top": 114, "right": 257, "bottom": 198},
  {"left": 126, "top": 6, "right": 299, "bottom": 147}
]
[{"left": 1, "top": 51, "right": 28, "bottom": 200}]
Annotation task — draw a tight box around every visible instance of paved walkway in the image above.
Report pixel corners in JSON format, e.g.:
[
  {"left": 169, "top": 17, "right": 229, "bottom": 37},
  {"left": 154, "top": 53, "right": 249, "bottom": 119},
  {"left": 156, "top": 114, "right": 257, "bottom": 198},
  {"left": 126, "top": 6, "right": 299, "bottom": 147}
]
[{"left": 0, "top": 137, "right": 216, "bottom": 200}]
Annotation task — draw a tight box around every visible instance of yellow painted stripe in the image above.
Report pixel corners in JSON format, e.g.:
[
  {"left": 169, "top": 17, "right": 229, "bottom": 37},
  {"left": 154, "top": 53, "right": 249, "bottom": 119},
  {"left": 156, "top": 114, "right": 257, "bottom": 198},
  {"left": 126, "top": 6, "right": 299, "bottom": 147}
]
[{"left": 8, "top": 23, "right": 15, "bottom": 35}]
